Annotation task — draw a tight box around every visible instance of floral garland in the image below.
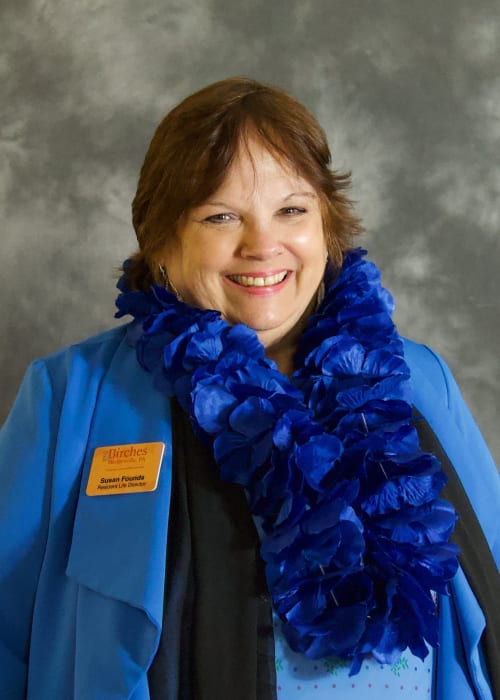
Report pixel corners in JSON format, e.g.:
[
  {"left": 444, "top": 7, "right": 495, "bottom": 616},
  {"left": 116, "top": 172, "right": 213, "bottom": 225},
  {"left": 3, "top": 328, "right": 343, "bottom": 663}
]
[{"left": 116, "top": 248, "right": 458, "bottom": 675}]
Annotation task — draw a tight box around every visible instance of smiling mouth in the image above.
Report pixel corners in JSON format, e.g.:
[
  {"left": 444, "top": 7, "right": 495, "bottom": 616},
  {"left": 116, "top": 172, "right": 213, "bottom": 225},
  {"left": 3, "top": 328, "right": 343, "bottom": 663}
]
[{"left": 227, "top": 271, "right": 288, "bottom": 287}]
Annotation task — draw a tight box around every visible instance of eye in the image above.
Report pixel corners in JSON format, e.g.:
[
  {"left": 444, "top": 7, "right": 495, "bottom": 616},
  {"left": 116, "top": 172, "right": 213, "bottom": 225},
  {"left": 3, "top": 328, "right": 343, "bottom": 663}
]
[
  {"left": 279, "top": 206, "right": 307, "bottom": 216},
  {"left": 203, "top": 212, "right": 236, "bottom": 224}
]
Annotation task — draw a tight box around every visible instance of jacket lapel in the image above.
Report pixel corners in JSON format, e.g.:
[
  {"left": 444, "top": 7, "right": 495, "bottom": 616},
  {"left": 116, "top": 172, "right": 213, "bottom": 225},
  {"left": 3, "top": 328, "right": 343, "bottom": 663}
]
[
  {"left": 66, "top": 337, "right": 173, "bottom": 698},
  {"left": 407, "top": 345, "right": 496, "bottom": 700}
]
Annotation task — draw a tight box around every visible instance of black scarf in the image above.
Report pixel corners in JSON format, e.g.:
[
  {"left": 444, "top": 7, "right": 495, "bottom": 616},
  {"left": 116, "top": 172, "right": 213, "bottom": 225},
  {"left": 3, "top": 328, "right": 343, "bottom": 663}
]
[{"left": 147, "top": 400, "right": 276, "bottom": 699}]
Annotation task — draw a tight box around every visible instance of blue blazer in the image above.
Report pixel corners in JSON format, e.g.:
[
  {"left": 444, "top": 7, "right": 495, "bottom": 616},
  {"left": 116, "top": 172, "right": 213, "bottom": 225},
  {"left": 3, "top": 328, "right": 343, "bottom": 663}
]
[{"left": 0, "top": 326, "right": 498, "bottom": 699}]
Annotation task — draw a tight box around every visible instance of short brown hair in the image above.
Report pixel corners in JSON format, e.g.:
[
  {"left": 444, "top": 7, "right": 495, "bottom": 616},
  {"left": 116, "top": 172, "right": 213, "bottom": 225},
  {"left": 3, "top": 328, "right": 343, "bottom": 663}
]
[{"left": 126, "top": 77, "right": 363, "bottom": 290}]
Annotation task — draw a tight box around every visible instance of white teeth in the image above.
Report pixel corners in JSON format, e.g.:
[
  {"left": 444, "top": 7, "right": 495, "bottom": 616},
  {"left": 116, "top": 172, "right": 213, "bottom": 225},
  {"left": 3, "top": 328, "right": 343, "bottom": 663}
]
[{"left": 229, "top": 271, "right": 288, "bottom": 287}]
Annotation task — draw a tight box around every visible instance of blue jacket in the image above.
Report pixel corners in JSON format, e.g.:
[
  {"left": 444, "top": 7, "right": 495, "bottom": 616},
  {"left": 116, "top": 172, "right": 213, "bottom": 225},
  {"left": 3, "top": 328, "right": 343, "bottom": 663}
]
[{"left": 0, "top": 326, "right": 498, "bottom": 699}]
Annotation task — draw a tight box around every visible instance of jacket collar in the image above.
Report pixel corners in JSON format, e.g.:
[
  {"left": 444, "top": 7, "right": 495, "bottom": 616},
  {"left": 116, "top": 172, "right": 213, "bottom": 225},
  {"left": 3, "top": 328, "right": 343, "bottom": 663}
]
[{"left": 66, "top": 336, "right": 173, "bottom": 697}]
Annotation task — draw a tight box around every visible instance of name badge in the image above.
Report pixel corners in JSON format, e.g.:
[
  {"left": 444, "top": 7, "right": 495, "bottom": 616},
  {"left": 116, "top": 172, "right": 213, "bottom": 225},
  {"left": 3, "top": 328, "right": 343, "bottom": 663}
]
[{"left": 86, "top": 442, "right": 165, "bottom": 496}]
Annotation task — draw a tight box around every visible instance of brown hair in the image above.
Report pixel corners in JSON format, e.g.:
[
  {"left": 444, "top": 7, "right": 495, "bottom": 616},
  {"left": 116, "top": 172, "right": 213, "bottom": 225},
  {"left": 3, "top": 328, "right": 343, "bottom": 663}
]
[{"left": 126, "top": 77, "right": 364, "bottom": 290}]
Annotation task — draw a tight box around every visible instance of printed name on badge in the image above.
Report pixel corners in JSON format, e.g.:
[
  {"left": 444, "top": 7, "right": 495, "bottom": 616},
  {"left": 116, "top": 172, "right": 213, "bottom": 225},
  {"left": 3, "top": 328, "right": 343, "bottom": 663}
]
[{"left": 86, "top": 442, "right": 165, "bottom": 496}]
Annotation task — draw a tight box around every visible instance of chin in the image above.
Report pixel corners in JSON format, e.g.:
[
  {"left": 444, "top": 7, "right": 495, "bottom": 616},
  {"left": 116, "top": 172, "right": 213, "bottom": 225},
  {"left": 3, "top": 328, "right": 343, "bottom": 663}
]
[{"left": 236, "top": 315, "right": 290, "bottom": 335}]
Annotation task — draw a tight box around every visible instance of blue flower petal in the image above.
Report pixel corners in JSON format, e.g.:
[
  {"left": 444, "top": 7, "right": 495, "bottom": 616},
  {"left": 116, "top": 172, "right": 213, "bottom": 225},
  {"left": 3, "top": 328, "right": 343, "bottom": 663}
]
[
  {"left": 192, "top": 383, "right": 235, "bottom": 433},
  {"left": 294, "top": 434, "right": 343, "bottom": 489}
]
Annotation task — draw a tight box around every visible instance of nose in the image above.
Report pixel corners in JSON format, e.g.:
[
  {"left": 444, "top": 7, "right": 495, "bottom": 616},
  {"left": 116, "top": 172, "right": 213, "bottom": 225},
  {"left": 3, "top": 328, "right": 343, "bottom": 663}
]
[{"left": 239, "top": 219, "right": 283, "bottom": 260}]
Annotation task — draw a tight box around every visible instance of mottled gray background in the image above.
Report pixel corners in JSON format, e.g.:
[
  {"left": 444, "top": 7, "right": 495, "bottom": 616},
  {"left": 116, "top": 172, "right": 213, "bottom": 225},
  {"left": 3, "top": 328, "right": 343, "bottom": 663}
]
[{"left": 2, "top": 1, "right": 499, "bottom": 465}]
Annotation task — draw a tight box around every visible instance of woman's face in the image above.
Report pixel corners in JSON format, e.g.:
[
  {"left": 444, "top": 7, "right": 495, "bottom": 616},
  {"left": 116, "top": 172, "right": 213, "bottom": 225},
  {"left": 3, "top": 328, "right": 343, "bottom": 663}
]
[{"left": 162, "top": 138, "right": 328, "bottom": 352}]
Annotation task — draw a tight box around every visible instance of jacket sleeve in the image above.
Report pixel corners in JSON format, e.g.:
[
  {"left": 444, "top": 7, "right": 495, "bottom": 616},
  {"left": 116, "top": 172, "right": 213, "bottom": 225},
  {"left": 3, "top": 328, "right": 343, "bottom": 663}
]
[{"left": 0, "top": 360, "right": 60, "bottom": 697}]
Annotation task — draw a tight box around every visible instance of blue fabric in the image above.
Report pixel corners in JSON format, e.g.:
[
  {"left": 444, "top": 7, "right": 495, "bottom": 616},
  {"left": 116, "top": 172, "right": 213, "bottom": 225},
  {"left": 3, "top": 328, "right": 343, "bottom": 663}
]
[{"left": 0, "top": 326, "right": 497, "bottom": 699}]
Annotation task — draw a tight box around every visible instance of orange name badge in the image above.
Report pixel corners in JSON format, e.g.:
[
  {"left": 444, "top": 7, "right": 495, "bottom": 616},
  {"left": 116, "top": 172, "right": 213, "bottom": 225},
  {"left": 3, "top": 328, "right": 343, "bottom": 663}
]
[{"left": 86, "top": 442, "right": 165, "bottom": 496}]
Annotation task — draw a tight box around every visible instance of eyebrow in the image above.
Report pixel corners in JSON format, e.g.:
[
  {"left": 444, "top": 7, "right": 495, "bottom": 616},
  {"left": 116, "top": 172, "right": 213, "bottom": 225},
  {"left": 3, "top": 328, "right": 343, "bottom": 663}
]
[
  {"left": 283, "top": 191, "right": 317, "bottom": 201},
  {"left": 203, "top": 191, "right": 317, "bottom": 208},
  {"left": 203, "top": 201, "right": 233, "bottom": 208}
]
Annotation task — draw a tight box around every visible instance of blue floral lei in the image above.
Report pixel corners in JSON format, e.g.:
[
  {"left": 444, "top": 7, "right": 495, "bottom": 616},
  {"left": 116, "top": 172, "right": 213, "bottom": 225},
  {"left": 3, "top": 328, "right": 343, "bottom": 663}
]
[{"left": 116, "top": 248, "right": 458, "bottom": 675}]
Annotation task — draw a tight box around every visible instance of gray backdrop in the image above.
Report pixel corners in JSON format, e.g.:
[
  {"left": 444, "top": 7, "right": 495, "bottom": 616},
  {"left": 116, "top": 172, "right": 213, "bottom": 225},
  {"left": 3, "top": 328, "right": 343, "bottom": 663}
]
[{"left": 2, "top": 0, "right": 499, "bottom": 465}]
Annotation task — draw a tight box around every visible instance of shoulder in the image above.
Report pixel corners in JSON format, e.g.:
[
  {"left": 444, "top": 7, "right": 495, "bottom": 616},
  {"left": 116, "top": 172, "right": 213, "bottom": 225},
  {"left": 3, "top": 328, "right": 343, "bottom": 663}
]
[
  {"left": 8, "top": 325, "right": 134, "bottom": 426},
  {"left": 402, "top": 338, "right": 454, "bottom": 409},
  {"left": 402, "top": 335, "right": 489, "bottom": 454},
  {"left": 41, "top": 324, "right": 129, "bottom": 368},
  {"left": 402, "top": 338, "right": 479, "bottom": 434},
  {"left": 32, "top": 325, "right": 129, "bottom": 387},
  {"left": 402, "top": 338, "right": 488, "bottom": 438}
]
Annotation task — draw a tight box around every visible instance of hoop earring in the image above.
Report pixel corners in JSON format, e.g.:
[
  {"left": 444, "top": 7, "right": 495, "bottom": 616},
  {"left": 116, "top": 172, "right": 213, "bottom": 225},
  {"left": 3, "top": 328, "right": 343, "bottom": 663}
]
[{"left": 158, "top": 264, "right": 183, "bottom": 300}]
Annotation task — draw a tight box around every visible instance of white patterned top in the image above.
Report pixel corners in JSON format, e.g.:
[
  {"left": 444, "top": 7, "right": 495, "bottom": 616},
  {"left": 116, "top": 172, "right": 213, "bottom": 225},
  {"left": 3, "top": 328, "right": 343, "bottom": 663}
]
[{"left": 273, "top": 616, "right": 434, "bottom": 698}]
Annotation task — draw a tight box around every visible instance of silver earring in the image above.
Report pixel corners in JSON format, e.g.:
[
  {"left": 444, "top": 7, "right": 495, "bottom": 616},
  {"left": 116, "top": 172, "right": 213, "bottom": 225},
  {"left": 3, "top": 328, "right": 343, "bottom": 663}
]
[{"left": 158, "top": 264, "right": 182, "bottom": 300}]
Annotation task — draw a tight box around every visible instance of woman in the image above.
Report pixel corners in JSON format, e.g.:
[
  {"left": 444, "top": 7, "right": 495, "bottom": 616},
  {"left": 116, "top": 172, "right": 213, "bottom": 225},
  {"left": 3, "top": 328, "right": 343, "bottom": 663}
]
[{"left": 0, "top": 78, "right": 498, "bottom": 699}]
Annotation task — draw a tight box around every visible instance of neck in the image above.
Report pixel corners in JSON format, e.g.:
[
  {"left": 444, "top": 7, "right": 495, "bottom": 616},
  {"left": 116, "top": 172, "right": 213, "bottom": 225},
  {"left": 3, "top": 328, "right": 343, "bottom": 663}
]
[
  {"left": 266, "top": 346, "right": 295, "bottom": 377},
  {"left": 260, "top": 297, "right": 317, "bottom": 376},
  {"left": 263, "top": 327, "right": 301, "bottom": 377}
]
